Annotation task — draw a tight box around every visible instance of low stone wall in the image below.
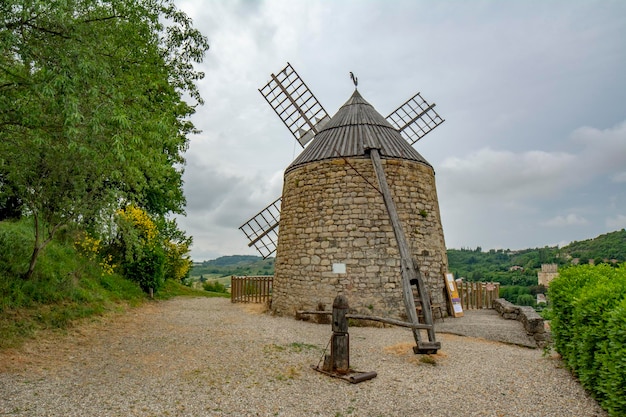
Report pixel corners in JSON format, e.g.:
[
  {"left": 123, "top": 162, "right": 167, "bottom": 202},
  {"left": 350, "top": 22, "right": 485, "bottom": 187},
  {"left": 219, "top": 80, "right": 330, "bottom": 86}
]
[{"left": 493, "top": 298, "right": 551, "bottom": 348}]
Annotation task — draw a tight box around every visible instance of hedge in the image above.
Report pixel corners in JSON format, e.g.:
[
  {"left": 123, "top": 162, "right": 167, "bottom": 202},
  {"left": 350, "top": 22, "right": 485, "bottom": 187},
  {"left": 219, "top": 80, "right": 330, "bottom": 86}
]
[{"left": 548, "top": 264, "right": 626, "bottom": 416}]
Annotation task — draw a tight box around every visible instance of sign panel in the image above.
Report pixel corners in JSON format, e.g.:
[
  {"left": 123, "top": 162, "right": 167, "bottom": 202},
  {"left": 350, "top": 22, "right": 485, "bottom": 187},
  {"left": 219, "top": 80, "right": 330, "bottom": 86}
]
[
  {"left": 332, "top": 263, "right": 346, "bottom": 274},
  {"left": 445, "top": 273, "right": 464, "bottom": 317}
]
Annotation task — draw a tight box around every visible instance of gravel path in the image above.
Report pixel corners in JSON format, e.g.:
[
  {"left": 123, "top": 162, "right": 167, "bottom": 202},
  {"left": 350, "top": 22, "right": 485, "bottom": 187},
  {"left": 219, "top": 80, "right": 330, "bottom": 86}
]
[
  {"left": 0, "top": 297, "right": 606, "bottom": 417},
  {"left": 436, "top": 309, "right": 538, "bottom": 348}
]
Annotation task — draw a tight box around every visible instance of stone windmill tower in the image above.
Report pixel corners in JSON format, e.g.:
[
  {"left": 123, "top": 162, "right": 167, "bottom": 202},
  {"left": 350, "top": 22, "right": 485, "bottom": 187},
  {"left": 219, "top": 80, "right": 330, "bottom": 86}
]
[{"left": 240, "top": 63, "right": 447, "bottom": 352}]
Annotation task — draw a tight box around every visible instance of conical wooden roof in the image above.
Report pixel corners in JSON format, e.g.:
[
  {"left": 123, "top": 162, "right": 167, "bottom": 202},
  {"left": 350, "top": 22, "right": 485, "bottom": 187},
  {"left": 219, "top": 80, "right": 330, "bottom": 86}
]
[{"left": 286, "top": 90, "right": 431, "bottom": 173}]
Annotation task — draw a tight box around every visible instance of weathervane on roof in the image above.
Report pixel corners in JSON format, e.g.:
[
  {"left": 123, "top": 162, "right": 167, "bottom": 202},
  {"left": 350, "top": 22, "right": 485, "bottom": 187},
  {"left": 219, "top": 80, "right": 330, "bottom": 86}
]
[{"left": 349, "top": 71, "right": 358, "bottom": 88}]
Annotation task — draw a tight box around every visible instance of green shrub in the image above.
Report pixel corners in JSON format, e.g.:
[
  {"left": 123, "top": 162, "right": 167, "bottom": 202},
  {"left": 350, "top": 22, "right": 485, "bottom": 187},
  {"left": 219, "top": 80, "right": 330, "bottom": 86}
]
[
  {"left": 203, "top": 280, "right": 227, "bottom": 293},
  {"left": 549, "top": 264, "right": 626, "bottom": 416},
  {"left": 111, "top": 205, "right": 190, "bottom": 293},
  {"left": 548, "top": 265, "right": 600, "bottom": 361},
  {"left": 515, "top": 293, "right": 536, "bottom": 306},
  {"left": 123, "top": 245, "right": 165, "bottom": 293},
  {"left": 0, "top": 220, "right": 32, "bottom": 279},
  {"left": 499, "top": 285, "right": 531, "bottom": 303},
  {"left": 597, "top": 298, "right": 626, "bottom": 416},
  {"left": 569, "top": 272, "right": 626, "bottom": 395}
]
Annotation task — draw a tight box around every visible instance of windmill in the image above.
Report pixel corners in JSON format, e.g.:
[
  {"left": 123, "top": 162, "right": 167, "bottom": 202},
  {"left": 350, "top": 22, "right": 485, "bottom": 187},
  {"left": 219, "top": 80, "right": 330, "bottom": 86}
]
[{"left": 239, "top": 63, "right": 446, "bottom": 353}]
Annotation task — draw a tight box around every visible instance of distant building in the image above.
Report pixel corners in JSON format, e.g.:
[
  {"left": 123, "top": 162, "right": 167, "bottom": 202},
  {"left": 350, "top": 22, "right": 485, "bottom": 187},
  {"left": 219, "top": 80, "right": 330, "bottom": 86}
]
[
  {"left": 538, "top": 263, "right": 559, "bottom": 286},
  {"left": 536, "top": 293, "right": 547, "bottom": 304},
  {"left": 509, "top": 265, "right": 524, "bottom": 272}
]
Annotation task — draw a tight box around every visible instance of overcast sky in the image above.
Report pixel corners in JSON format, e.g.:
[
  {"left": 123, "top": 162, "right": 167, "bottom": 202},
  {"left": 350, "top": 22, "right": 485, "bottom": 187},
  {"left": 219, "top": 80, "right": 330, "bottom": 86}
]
[{"left": 173, "top": 0, "right": 626, "bottom": 262}]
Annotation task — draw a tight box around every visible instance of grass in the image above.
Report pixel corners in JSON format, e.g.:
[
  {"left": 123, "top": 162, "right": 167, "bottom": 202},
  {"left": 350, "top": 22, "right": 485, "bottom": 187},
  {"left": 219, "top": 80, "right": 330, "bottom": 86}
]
[
  {"left": 419, "top": 355, "right": 438, "bottom": 366},
  {"left": 157, "top": 279, "right": 230, "bottom": 300},
  {"left": 188, "top": 274, "right": 232, "bottom": 290},
  {"left": 287, "top": 342, "right": 319, "bottom": 352},
  {"left": 0, "top": 218, "right": 225, "bottom": 350}
]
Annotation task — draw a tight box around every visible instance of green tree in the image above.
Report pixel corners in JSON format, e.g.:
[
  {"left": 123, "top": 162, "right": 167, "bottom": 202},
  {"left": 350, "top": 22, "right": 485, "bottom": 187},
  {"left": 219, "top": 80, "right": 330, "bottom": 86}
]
[
  {"left": 516, "top": 293, "right": 536, "bottom": 307},
  {"left": 0, "top": 171, "right": 22, "bottom": 220},
  {"left": 0, "top": 0, "right": 208, "bottom": 279}
]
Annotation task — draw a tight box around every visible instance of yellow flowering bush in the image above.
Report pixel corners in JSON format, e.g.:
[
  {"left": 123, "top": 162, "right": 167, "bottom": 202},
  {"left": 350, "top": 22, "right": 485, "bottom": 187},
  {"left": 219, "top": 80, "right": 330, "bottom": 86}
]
[
  {"left": 164, "top": 240, "right": 192, "bottom": 282},
  {"left": 100, "top": 254, "right": 116, "bottom": 276},
  {"left": 74, "top": 234, "right": 101, "bottom": 261},
  {"left": 74, "top": 233, "right": 116, "bottom": 275},
  {"left": 115, "top": 205, "right": 158, "bottom": 244},
  {"left": 111, "top": 205, "right": 193, "bottom": 292},
  {"left": 113, "top": 205, "right": 164, "bottom": 292}
]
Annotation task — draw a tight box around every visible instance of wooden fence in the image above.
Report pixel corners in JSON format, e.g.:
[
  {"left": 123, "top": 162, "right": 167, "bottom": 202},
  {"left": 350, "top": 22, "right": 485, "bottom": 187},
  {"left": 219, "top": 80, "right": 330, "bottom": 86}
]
[
  {"left": 229, "top": 275, "right": 500, "bottom": 311},
  {"left": 231, "top": 275, "right": 273, "bottom": 304},
  {"left": 457, "top": 281, "right": 500, "bottom": 310}
]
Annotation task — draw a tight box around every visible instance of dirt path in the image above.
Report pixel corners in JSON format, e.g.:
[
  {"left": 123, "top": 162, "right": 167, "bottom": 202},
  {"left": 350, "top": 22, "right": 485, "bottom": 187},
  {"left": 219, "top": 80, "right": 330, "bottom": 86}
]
[{"left": 0, "top": 297, "right": 607, "bottom": 417}]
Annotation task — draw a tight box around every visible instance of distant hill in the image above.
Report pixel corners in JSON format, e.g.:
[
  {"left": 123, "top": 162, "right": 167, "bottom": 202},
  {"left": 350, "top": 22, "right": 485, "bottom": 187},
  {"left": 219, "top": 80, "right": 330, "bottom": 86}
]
[
  {"left": 191, "top": 229, "right": 626, "bottom": 285},
  {"left": 560, "top": 229, "right": 626, "bottom": 262},
  {"left": 448, "top": 229, "right": 626, "bottom": 285},
  {"left": 191, "top": 255, "right": 274, "bottom": 277}
]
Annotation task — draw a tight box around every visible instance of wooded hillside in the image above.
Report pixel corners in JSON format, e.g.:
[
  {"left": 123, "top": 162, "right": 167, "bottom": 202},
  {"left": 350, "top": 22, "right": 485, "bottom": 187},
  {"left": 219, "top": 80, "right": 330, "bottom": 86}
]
[
  {"left": 445, "top": 228, "right": 625, "bottom": 285},
  {"left": 192, "top": 255, "right": 275, "bottom": 277}
]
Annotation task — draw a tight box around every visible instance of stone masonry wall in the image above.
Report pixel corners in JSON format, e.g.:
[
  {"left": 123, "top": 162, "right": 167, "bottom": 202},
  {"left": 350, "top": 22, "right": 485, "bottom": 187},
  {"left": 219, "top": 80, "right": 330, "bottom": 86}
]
[
  {"left": 538, "top": 263, "right": 559, "bottom": 287},
  {"left": 493, "top": 298, "right": 551, "bottom": 348},
  {"left": 272, "top": 156, "right": 448, "bottom": 321}
]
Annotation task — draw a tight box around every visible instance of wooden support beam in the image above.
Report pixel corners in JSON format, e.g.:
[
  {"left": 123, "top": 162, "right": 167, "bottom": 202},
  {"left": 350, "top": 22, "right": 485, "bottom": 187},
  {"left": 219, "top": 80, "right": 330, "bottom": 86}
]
[
  {"left": 368, "top": 148, "right": 439, "bottom": 350},
  {"left": 346, "top": 314, "right": 433, "bottom": 330},
  {"left": 295, "top": 310, "right": 433, "bottom": 330}
]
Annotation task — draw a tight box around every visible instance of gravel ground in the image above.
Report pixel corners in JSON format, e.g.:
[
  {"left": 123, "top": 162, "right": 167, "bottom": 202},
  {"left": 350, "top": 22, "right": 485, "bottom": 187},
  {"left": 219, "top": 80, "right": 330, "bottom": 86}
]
[
  {"left": 436, "top": 309, "right": 538, "bottom": 348},
  {"left": 0, "top": 297, "right": 607, "bottom": 417}
]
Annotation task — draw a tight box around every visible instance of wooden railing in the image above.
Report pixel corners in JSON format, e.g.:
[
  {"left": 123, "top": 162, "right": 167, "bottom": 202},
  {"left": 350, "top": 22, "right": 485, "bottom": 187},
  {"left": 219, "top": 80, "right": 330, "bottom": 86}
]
[
  {"left": 457, "top": 281, "right": 500, "bottom": 310},
  {"left": 229, "top": 275, "right": 499, "bottom": 311},
  {"left": 231, "top": 275, "right": 273, "bottom": 304}
]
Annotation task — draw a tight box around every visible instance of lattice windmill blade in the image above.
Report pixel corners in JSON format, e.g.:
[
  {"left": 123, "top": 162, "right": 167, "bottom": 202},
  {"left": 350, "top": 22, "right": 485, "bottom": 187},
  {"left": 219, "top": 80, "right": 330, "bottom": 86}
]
[
  {"left": 259, "top": 62, "right": 331, "bottom": 148},
  {"left": 386, "top": 92, "right": 445, "bottom": 145},
  {"left": 239, "top": 197, "right": 282, "bottom": 259}
]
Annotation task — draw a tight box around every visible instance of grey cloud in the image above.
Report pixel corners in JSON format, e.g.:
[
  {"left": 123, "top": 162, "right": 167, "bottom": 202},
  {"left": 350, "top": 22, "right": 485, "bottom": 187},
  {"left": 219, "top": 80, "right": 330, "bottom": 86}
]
[
  {"left": 542, "top": 214, "right": 589, "bottom": 228},
  {"left": 173, "top": 0, "right": 626, "bottom": 258}
]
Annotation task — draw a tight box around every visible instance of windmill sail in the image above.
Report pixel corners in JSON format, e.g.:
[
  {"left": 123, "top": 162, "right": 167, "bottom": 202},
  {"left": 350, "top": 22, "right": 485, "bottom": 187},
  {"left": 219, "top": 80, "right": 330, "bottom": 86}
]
[
  {"left": 239, "top": 197, "right": 281, "bottom": 258},
  {"left": 259, "top": 63, "right": 330, "bottom": 147},
  {"left": 386, "top": 92, "right": 444, "bottom": 145}
]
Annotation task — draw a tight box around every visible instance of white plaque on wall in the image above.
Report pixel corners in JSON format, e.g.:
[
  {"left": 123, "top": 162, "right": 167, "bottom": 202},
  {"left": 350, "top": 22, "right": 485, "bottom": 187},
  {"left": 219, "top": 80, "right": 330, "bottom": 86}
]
[{"left": 332, "top": 263, "right": 346, "bottom": 274}]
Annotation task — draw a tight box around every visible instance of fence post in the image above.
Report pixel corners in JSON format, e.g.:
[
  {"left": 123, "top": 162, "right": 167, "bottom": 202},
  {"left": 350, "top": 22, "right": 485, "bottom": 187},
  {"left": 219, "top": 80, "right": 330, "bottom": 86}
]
[
  {"left": 455, "top": 281, "right": 502, "bottom": 310},
  {"left": 231, "top": 276, "right": 273, "bottom": 304},
  {"left": 459, "top": 282, "right": 464, "bottom": 310}
]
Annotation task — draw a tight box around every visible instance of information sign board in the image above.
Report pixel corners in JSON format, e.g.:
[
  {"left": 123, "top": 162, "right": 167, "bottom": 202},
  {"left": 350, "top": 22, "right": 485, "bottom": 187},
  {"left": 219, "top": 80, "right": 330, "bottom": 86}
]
[{"left": 445, "top": 273, "right": 464, "bottom": 317}]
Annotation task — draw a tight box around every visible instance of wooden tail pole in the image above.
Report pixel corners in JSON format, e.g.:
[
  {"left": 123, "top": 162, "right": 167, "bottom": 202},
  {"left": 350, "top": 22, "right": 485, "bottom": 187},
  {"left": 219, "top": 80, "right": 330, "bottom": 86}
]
[{"left": 369, "top": 148, "right": 440, "bottom": 353}]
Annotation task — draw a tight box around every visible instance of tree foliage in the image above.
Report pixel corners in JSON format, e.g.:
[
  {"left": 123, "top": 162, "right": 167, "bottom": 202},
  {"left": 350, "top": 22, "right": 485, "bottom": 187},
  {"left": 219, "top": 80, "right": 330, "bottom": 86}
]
[
  {"left": 447, "top": 247, "right": 550, "bottom": 286},
  {"left": 156, "top": 217, "right": 192, "bottom": 283},
  {"left": 103, "top": 205, "right": 192, "bottom": 292},
  {"left": 0, "top": 0, "right": 208, "bottom": 279}
]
